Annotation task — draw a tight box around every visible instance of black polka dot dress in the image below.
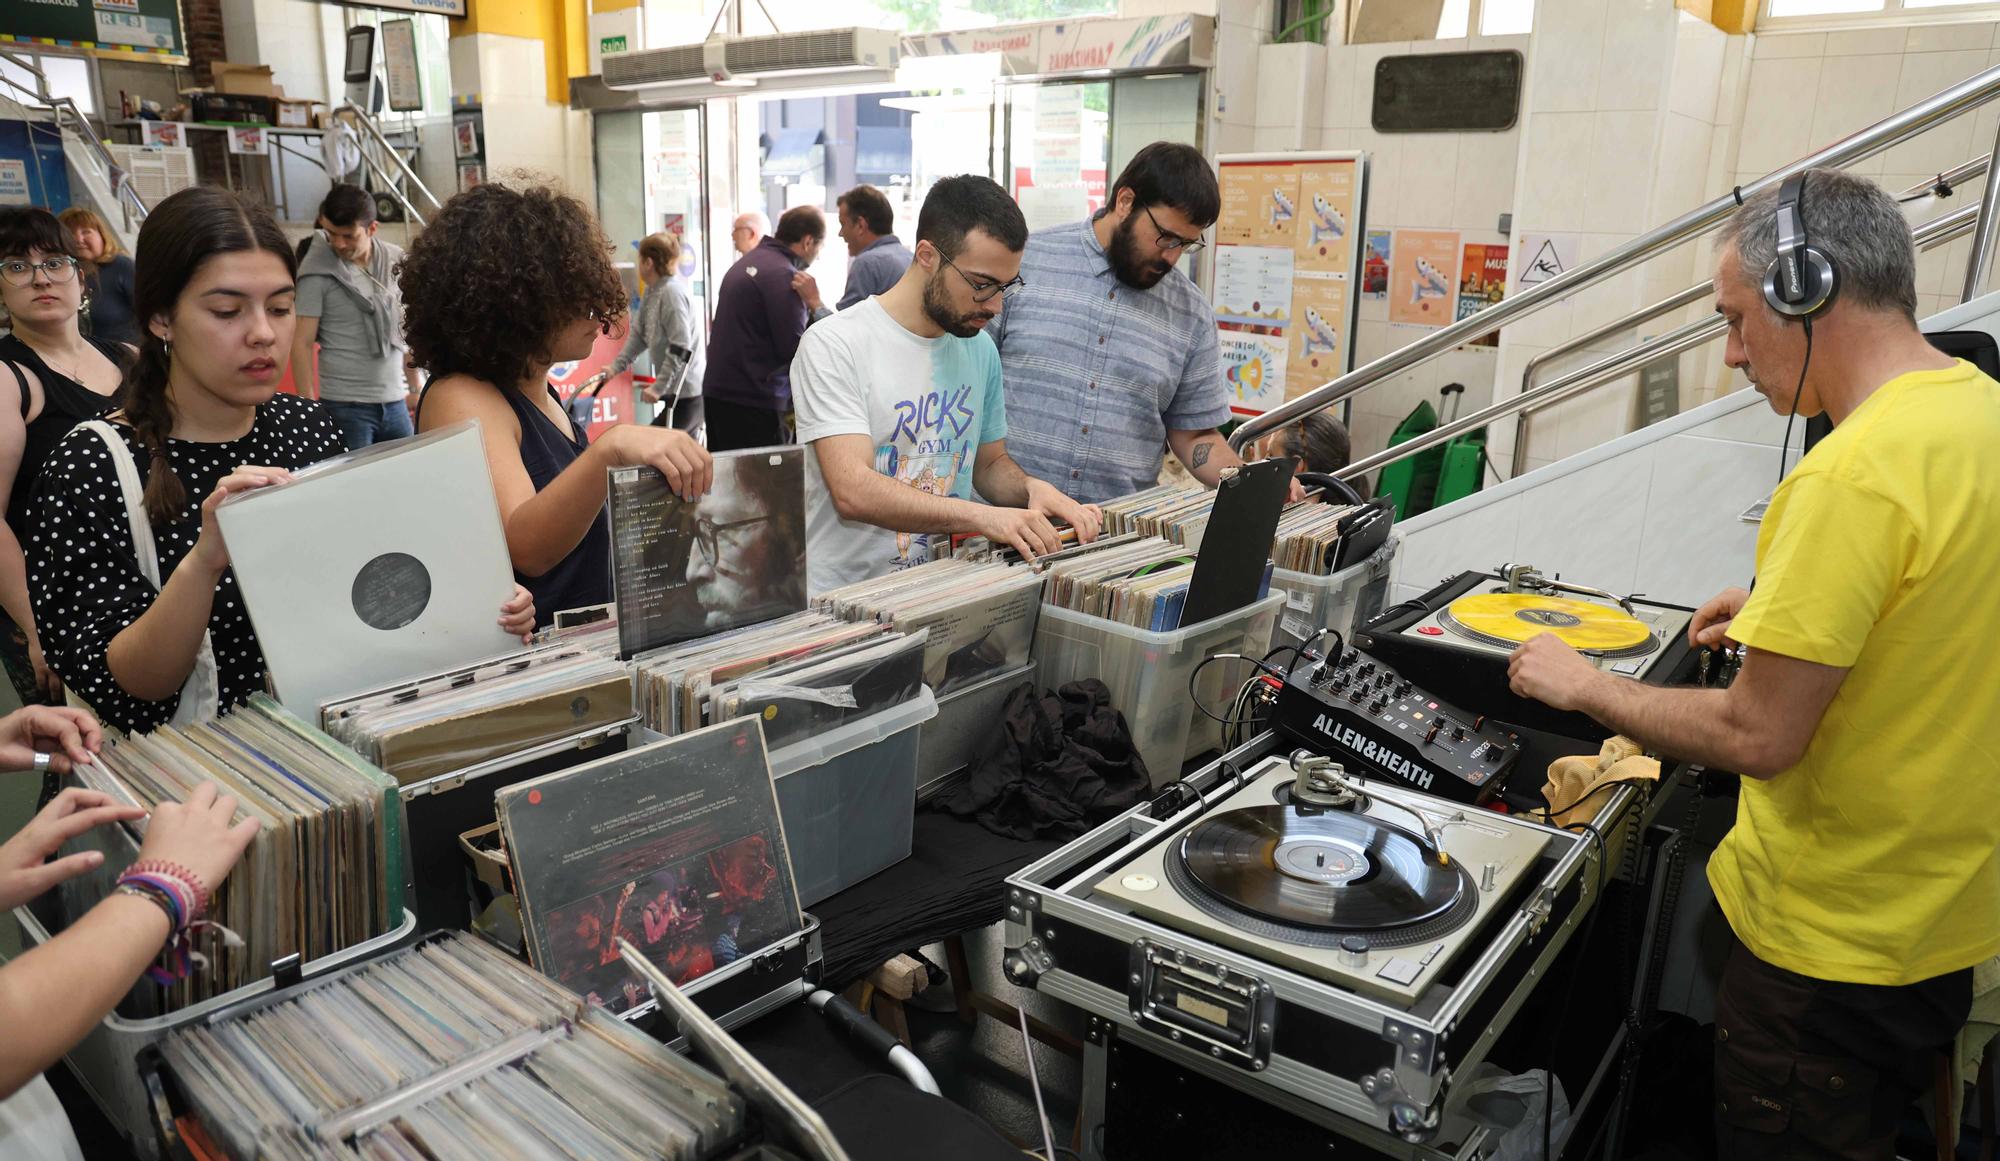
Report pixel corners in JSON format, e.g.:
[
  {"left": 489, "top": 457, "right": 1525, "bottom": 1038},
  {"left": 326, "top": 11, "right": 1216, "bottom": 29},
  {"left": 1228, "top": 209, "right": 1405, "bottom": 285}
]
[{"left": 26, "top": 393, "right": 346, "bottom": 734}]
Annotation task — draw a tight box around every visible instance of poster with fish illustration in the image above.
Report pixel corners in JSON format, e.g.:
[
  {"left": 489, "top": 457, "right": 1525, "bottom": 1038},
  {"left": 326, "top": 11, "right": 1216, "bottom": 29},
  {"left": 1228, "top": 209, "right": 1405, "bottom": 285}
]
[
  {"left": 1213, "top": 152, "right": 1368, "bottom": 416},
  {"left": 1389, "top": 229, "right": 1461, "bottom": 328}
]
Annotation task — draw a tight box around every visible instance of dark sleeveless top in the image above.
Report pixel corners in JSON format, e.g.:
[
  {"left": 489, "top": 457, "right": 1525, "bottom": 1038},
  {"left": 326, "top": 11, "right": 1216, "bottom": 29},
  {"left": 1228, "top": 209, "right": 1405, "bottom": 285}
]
[
  {"left": 420, "top": 380, "right": 611, "bottom": 627},
  {"left": 0, "top": 333, "right": 128, "bottom": 532}
]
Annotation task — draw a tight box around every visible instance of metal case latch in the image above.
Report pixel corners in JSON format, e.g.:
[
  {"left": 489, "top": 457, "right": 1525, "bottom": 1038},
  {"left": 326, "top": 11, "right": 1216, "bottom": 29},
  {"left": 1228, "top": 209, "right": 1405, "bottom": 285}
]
[{"left": 1127, "top": 940, "right": 1276, "bottom": 1072}]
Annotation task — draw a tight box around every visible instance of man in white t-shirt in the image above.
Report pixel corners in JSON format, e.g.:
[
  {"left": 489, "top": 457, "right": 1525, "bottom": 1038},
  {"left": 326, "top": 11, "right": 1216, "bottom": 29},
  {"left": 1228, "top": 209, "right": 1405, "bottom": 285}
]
[{"left": 793, "top": 175, "right": 1103, "bottom": 594}]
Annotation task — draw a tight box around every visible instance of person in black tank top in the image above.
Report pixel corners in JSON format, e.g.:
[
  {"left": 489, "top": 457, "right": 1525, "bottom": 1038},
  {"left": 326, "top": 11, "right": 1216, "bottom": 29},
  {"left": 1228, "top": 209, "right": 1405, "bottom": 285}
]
[
  {"left": 0, "top": 207, "right": 133, "bottom": 706},
  {"left": 402, "top": 183, "right": 714, "bottom": 627}
]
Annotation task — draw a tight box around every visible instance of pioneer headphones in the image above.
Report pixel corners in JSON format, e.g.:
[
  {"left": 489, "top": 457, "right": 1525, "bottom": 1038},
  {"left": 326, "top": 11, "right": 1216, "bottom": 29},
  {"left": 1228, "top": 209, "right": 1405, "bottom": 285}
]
[{"left": 1762, "top": 172, "right": 1838, "bottom": 319}]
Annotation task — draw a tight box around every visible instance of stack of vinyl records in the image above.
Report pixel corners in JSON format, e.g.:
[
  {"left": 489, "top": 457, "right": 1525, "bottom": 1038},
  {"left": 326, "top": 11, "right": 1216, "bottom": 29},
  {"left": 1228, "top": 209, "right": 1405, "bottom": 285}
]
[
  {"left": 631, "top": 612, "right": 923, "bottom": 748},
  {"left": 320, "top": 645, "right": 635, "bottom": 787},
  {"left": 812, "top": 558, "right": 1042, "bottom": 695},
  {"left": 62, "top": 695, "right": 404, "bottom": 1015},
  {"left": 1037, "top": 535, "right": 1204, "bottom": 630},
  {"left": 1099, "top": 483, "right": 1361, "bottom": 576},
  {"left": 162, "top": 932, "right": 747, "bottom": 1160}
]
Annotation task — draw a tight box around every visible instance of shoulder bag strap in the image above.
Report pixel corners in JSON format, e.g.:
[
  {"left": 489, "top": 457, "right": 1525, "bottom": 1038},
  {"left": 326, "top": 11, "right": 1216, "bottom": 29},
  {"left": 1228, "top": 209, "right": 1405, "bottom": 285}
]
[{"left": 75, "top": 420, "right": 220, "bottom": 724}]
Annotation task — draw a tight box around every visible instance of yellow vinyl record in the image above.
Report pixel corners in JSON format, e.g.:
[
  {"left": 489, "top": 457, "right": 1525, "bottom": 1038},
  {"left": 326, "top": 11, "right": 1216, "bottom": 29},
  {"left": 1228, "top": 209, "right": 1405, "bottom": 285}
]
[{"left": 1443, "top": 593, "right": 1654, "bottom": 653}]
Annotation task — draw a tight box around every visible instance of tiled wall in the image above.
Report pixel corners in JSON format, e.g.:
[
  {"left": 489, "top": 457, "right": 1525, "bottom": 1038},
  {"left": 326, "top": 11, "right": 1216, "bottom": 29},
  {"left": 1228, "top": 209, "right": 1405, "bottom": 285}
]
[
  {"left": 450, "top": 33, "right": 596, "bottom": 200},
  {"left": 1314, "top": 35, "right": 1532, "bottom": 468},
  {"left": 1734, "top": 21, "right": 2000, "bottom": 324}
]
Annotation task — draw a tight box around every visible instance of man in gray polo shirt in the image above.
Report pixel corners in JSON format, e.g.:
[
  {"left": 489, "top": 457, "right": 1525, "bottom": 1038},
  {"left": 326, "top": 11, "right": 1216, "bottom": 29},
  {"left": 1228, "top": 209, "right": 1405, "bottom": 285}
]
[
  {"left": 991, "top": 142, "right": 1300, "bottom": 505},
  {"left": 794, "top": 184, "right": 914, "bottom": 319},
  {"left": 293, "top": 184, "right": 419, "bottom": 449}
]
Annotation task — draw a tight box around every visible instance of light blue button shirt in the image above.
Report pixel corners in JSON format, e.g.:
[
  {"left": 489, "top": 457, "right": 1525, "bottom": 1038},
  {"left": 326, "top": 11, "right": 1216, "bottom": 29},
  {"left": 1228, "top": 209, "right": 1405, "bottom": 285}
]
[{"left": 988, "top": 217, "right": 1229, "bottom": 504}]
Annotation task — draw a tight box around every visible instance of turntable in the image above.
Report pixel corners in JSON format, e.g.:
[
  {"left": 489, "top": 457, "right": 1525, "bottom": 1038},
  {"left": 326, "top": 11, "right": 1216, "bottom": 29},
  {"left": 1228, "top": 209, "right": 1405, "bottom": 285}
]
[
  {"left": 1092, "top": 753, "right": 1549, "bottom": 1007},
  {"left": 1359, "top": 564, "right": 1698, "bottom": 740}
]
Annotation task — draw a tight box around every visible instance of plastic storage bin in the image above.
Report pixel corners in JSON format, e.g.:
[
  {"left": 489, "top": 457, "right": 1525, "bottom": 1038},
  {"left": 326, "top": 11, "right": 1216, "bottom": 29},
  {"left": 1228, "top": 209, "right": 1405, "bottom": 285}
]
[
  {"left": 917, "top": 661, "right": 1036, "bottom": 801},
  {"left": 8, "top": 904, "right": 419, "bottom": 1160},
  {"left": 767, "top": 688, "right": 938, "bottom": 906},
  {"left": 1031, "top": 595, "right": 1283, "bottom": 787},
  {"left": 1267, "top": 540, "right": 1396, "bottom": 654}
]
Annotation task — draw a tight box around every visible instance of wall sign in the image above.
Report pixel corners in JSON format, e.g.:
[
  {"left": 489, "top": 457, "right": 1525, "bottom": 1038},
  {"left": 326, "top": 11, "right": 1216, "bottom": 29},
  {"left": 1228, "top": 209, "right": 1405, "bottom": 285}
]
[
  {"left": 2, "top": 0, "right": 185, "bottom": 62},
  {"left": 1372, "top": 50, "right": 1523, "bottom": 133},
  {"left": 381, "top": 18, "right": 424, "bottom": 113},
  {"left": 323, "top": 0, "right": 467, "bottom": 18},
  {"left": 1213, "top": 152, "right": 1369, "bottom": 417}
]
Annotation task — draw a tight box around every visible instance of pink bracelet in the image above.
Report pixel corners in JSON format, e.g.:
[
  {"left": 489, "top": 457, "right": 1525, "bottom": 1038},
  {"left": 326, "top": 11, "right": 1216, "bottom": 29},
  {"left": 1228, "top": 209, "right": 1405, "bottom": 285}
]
[{"left": 125, "top": 859, "right": 208, "bottom": 920}]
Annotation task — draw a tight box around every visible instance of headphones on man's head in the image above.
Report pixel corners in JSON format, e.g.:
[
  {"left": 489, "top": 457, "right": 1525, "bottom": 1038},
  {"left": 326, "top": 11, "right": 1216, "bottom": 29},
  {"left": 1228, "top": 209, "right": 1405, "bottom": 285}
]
[{"left": 1761, "top": 172, "right": 1838, "bottom": 319}]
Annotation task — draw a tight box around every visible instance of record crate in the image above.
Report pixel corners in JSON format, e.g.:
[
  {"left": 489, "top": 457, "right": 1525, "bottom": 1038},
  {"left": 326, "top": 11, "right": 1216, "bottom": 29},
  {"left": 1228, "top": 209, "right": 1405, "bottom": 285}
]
[
  {"left": 768, "top": 688, "right": 938, "bottom": 905},
  {"left": 916, "top": 660, "right": 1036, "bottom": 801},
  {"left": 9, "top": 901, "right": 419, "bottom": 1161},
  {"left": 1030, "top": 594, "right": 1283, "bottom": 787},
  {"left": 1267, "top": 539, "right": 1396, "bottom": 655}
]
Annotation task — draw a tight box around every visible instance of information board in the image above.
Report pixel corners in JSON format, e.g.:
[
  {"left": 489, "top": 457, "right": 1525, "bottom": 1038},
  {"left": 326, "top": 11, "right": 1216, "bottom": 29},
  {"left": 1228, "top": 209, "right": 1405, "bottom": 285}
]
[
  {"left": 1213, "top": 152, "right": 1368, "bottom": 418},
  {"left": 2, "top": 0, "right": 185, "bottom": 63}
]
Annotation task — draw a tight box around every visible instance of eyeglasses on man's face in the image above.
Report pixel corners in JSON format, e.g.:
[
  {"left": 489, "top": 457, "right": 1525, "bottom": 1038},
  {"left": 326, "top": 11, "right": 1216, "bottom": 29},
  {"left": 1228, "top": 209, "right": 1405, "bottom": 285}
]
[
  {"left": 693, "top": 512, "right": 772, "bottom": 562},
  {"left": 940, "top": 255, "right": 1025, "bottom": 303},
  {"left": 1142, "top": 205, "right": 1207, "bottom": 255},
  {"left": 0, "top": 256, "right": 79, "bottom": 287}
]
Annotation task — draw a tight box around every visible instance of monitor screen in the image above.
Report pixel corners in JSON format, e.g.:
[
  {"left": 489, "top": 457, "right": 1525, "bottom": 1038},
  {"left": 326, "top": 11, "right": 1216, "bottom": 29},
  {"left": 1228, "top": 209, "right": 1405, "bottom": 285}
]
[{"left": 344, "top": 27, "right": 376, "bottom": 84}]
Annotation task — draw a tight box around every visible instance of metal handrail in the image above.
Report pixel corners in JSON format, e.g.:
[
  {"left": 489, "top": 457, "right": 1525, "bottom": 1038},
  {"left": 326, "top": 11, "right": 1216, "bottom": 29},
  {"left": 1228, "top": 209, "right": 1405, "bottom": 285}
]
[
  {"left": 1505, "top": 196, "right": 1986, "bottom": 474},
  {"left": 1228, "top": 60, "right": 2000, "bottom": 454},
  {"left": 1963, "top": 110, "right": 2000, "bottom": 299},
  {"left": 0, "top": 53, "right": 148, "bottom": 226},
  {"left": 1516, "top": 156, "right": 1991, "bottom": 412},
  {"left": 331, "top": 103, "right": 445, "bottom": 222}
]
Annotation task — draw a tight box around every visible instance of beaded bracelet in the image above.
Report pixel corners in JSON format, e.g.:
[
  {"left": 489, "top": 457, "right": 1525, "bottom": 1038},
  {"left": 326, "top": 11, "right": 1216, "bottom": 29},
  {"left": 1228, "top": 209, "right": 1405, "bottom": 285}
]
[
  {"left": 117, "top": 870, "right": 196, "bottom": 931},
  {"left": 125, "top": 859, "right": 209, "bottom": 920},
  {"left": 114, "top": 880, "right": 180, "bottom": 929}
]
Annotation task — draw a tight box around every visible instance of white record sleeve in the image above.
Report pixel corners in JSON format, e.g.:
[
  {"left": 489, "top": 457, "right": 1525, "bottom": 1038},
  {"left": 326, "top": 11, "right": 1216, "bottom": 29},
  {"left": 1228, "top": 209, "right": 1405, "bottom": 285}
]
[{"left": 216, "top": 420, "right": 521, "bottom": 716}]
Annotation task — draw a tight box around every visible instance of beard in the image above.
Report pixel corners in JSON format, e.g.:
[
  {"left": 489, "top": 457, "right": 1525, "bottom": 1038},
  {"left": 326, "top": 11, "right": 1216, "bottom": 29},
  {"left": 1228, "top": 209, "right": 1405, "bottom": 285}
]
[
  {"left": 1107, "top": 212, "right": 1174, "bottom": 289},
  {"left": 923, "top": 269, "right": 994, "bottom": 338}
]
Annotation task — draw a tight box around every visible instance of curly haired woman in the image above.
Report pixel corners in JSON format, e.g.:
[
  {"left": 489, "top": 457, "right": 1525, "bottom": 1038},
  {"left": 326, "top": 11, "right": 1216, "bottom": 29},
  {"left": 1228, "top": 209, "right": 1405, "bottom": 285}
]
[{"left": 402, "top": 182, "right": 713, "bottom": 624}]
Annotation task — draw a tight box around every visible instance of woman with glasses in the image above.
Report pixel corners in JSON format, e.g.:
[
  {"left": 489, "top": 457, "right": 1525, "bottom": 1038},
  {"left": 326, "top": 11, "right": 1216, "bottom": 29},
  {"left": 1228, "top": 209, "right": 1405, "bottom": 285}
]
[
  {"left": 25, "top": 188, "right": 536, "bottom": 736},
  {"left": 404, "top": 183, "right": 714, "bottom": 625},
  {"left": 56, "top": 206, "right": 139, "bottom": 346},
  {"left": 0, "top": 208, "right": 133, "bottom": 705}
]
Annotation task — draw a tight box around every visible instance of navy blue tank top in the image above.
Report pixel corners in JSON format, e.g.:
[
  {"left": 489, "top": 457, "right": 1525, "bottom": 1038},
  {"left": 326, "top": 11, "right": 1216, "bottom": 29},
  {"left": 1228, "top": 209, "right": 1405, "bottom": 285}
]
[{"left": 500, "top": 384, "right": 612, "bottom": 626}]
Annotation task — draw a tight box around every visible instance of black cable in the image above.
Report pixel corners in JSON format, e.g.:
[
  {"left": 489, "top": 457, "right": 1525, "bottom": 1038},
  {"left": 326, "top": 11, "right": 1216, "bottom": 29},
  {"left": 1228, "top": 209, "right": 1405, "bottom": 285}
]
[
  {"left": 1188, "top": 653, "right": 1283, "bottom": 727},
  {"left": 1776, "top": 175, "right": 1817, "bottom": 488}
]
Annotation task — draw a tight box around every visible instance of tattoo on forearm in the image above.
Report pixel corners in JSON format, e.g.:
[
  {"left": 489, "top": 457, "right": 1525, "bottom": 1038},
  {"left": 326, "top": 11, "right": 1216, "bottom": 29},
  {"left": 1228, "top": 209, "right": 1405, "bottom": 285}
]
[{"left": 1191, "top": 440, "right": 1217, "bottom": 470}]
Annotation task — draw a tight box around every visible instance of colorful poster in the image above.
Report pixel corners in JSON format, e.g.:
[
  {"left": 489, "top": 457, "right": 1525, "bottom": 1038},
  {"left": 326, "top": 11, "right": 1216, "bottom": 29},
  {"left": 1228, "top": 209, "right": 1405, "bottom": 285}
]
[
  {"left": 1363, "top": 230, "right": 1391, "bottom": 299},
  {"left": 1456, "top": 242, "right": 1509, "bottom": 346},
  {"left": 226, "top": 126, "right": 266, "bottom": 156},
  {"left": 139, "top": 120, "right": 183, "bottom": 148},
  {"left": 1389, "top": 229, "right": 1460, "bottom": 327},
  {"left": 1293, "top": 162, "right": 1358, "bottom": 274},
  {"left": 1220, "top": 330, "right": 1288, "bottom": 416},
  {"left": 1217, "top": 165, "right": 1299, "bottom": 248},
  {"left": 1289, "top": 276, "right": 1350, "bottom": 389},
  {"left": 453, "top": 120, "right": 479, "bottom": 159},
  {"left": 1213, "top": 246, "right": 1294, "bottom": 330},
  {"left": 1517, "top": 232, "right": 1578, "bottom": 288}
]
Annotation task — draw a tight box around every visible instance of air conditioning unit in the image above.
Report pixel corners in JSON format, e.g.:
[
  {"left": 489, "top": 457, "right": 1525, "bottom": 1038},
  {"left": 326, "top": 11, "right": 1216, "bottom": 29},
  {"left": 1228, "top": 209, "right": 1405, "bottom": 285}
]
[{"left": 603, "top": 27, "right": 902, "bottom": 92}]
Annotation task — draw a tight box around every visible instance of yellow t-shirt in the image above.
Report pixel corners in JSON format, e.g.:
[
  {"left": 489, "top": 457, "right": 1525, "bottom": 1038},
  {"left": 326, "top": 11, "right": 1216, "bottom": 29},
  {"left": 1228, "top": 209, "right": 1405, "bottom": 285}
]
[{"left": 1709, "top": 359, "right": 2000, "bottom": 985}]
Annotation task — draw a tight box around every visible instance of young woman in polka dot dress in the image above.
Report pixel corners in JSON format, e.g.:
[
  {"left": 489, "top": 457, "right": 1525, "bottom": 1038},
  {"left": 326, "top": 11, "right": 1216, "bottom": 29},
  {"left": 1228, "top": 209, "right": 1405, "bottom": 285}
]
[{"left": 24, "top": 188, "right": 536, "bottom": 735}]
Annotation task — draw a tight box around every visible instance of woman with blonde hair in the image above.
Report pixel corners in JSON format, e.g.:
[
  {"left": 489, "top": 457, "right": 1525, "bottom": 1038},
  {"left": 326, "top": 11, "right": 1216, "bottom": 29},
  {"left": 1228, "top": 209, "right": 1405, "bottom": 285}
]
[{"left": 55, "top": 207, "right": 137, "bottom": 346}]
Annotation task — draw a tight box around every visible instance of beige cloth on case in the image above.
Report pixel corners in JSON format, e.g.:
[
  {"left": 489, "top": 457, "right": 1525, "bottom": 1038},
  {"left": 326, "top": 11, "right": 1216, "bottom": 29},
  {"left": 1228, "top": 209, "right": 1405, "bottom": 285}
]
[{"left": 1540, "top": 736, "right": 1659, "bottom": 828}]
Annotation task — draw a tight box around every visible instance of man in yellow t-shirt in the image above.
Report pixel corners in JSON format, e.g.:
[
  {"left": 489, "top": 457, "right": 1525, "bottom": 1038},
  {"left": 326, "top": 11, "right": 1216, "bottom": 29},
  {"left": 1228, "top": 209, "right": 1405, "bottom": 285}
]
[{"left": 1508, "top": 167, "right": 1997, "bottom": 1161}]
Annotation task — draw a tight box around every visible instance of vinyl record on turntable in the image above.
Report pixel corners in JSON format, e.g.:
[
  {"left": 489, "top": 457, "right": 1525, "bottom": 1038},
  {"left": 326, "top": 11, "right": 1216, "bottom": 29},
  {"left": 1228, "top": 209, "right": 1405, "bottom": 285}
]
[
  {"left": 1175, "top": 807, "right": 1463, "bottom": 932},
  {"left": 1440, "top": 592, "right": 1656, "bottom": 657}
]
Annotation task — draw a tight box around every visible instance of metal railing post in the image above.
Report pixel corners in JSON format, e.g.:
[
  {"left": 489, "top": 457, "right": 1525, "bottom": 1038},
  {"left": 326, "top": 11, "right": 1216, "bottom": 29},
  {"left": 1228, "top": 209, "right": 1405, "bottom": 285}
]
[{"left": 1962, "top": 121, "right": 2000, "bottom": 301}]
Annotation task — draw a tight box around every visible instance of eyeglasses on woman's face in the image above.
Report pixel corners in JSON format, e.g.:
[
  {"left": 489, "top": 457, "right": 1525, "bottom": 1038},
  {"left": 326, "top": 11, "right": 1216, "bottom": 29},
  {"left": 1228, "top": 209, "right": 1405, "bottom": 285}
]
[{"left": 0, "top": 256, "right": 79, "bottom": 287}]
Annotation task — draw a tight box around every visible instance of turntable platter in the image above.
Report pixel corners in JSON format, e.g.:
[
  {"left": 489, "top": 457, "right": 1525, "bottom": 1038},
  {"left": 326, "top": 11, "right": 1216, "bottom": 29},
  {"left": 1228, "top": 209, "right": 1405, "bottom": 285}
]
[
  {"left": 1440, "top": 592, "right": 1656, "bottom": 656},
  {"left": 1177, "top": 807, "right": 1463, "bottom": 932}
]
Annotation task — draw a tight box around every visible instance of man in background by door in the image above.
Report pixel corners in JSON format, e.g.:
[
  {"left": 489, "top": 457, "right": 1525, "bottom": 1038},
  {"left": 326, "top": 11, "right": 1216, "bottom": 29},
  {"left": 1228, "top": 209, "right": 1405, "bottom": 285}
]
[
  {"left": 731, "top": 211, "right": 770, "bottom": 257},
  {"left": 793, "top": 184, "right": 914, "bottom": 319},
  {"left": 705, "top": 205, "right": 825, "bottom": 452},
  {"left": 989, "top": 142, "right": 1299, "bottom": 505},
  {"left": 293, "top": 184, "right": 419, "bottom": 448}
]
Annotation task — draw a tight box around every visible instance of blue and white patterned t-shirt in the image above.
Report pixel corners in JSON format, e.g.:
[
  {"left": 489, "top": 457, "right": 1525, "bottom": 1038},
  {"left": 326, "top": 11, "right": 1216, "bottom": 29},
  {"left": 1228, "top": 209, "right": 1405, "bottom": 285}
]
[
  {"left": 793, "top": 298, "right": 1008, "bottom": 594},
  {"left": 989, "top": 217, "right": 1231, "bottom": 504}
]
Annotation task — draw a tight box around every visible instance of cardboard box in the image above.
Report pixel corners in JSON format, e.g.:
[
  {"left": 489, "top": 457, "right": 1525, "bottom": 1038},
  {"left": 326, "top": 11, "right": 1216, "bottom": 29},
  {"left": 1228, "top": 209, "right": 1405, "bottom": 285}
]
[
  {"left": 210, "top": 61, "right": 278, "bottom": 97},
  {"left": 274, "top": 98, "right": 316, "bottom": 128}
]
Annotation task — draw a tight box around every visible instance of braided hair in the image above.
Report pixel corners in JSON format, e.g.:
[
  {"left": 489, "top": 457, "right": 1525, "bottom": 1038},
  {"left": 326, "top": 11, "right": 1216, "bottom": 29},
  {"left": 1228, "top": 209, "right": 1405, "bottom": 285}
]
[{"left": 123, "top": 187, "right": 296, "bottom": 523}]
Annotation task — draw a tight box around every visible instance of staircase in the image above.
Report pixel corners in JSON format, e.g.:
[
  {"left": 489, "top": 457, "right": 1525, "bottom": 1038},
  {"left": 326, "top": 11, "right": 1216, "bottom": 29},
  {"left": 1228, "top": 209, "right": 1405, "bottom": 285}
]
[
  {"left": 0, "top": 52, "right": 147, "bottom": 254},
  {"left": 1230, "top": 61, "right": 2000, "bottom": 609}
]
